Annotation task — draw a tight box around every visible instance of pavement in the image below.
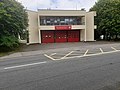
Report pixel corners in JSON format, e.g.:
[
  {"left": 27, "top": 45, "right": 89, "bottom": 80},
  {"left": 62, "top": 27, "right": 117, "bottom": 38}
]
[{"left": 0, "top": 41, "right": 120, "bottom": 60}]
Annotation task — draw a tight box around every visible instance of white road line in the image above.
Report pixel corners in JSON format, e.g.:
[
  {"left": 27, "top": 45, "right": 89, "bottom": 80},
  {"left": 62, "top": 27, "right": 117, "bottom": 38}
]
[
  {"left": 4, "top": 61, "right": 47, "bottom": 70},
  {"left": 61, "top": 51, "right": 74, "bottom": 59},
  {"left": 100, "top": 48, "right": 104, "bottom": 53},
  {"left": 44, "top": 54, "right": 56, "bottom": 60},
  {"left": 60, "top": 50, "right": 120, "bottom": 60},
  {"left": 83, "top": 49, "right": 89, "bottom": 56},
  {"left": 111, "top": 47, "right": 117, "bottom": 51},
  {"left": 46, "top": 49, "right": 120, "bottom": 61},
  {"left": 50, "top": 53, "right": 57, "bottom": 56}
]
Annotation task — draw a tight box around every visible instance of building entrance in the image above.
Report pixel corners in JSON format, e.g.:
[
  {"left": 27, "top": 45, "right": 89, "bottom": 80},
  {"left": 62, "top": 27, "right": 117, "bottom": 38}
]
[{"left": 41, "top": 30, "right": 80, "bottom": 43}]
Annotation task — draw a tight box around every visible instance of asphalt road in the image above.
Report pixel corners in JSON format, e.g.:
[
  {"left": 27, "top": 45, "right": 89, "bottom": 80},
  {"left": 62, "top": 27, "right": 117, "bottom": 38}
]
[{"left": 0, "top": 51, "right": 120, "bottom": 90}]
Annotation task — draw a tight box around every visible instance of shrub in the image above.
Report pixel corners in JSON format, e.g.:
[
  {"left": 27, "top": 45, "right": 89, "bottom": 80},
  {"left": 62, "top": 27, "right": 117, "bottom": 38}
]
[{"left": 0, "top": 36, "right": 19, "bottom": 52}]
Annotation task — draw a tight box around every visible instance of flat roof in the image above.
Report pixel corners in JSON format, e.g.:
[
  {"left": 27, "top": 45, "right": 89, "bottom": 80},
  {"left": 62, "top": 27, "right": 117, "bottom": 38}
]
[
  {"left": 38, "top": 9, "right": 86, "bottom": 11},
  {"left": 26, "top": 9, "right": 37, "bottom": 13}
]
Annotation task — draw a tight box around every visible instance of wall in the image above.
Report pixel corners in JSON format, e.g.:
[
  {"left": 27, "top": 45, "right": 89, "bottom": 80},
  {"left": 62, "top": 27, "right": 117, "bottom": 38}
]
[
  {"left": 80, "top": 29, "right": 85, "bottom": 41},
  {"left": 27, "top": 10, "right": 39, "bottom": 44},
  {"left": 39, "top": 25, "right": 85, "bottom": 30},
  {"left": 86, "top": 11, "right": 96, "bottom": 41},
  {"left": 38, "top": 9, "right": 86, "bottom": 16}
]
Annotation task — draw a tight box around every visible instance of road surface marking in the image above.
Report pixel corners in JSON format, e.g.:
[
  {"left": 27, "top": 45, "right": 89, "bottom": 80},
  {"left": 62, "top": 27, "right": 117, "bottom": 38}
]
[
  {"left": 83, "top": 49, "right": 89, "bottom": 56},
  {"left": 44, "top": 54, "right": 56, "bottom": 60},
  {"left": 50, "top": 53, "right": 57, "bottom": 56},
  {"left": 4, "top": 61, "right": 47, "bottom": 70},
  {"left": 44, "top": 48, "right": 120, "bottom": 61},
  {"left": 100, "top": 48, "right": 104, "bottom": 53},
  {"left": 111, "top": 47, "right": 117, "bottom": 51},
  {"left": 61, "top": 51, "right": 74, "bottom": 59},
  {"left": 61, "top": 50, "right": 120, "bottom": 60}
]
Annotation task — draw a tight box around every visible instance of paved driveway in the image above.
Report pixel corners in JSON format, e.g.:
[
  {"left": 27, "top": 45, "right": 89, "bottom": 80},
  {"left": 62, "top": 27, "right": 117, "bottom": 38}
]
[
  {"left": 1, "top": 41, "right": 120, "bottom": 60},
  {"left": 21, "top": 41, "right": 118, "bottom": 52},
  {"left": 44, "top": 43, "right": 120, "bottom": 60}
]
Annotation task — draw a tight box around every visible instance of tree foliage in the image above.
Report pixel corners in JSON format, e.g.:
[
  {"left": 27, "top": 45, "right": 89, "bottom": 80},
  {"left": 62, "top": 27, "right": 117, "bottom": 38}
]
[
  {"left": 0, "top": 36, "right": 19, "bottom": 52},
  {"left": 0, "top": 0, "right": 28, "bottom": 52},
  {"left": 90, "top": 0, "right": 120, "bottom": 40}
]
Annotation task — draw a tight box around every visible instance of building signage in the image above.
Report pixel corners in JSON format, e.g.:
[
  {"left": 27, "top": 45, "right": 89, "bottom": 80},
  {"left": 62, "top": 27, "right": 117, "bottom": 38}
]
[{"left": 55, "top": 25, "right": 72, "bottom": 30}]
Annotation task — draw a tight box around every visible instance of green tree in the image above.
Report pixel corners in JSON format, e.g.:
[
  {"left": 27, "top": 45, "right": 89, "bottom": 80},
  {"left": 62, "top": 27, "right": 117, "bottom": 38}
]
[
  {"left": 0, "top": 0, "right": 28, "bottom": 52},
  {"left": 90, "top": 0, "right": 120, "bottom": 40}
]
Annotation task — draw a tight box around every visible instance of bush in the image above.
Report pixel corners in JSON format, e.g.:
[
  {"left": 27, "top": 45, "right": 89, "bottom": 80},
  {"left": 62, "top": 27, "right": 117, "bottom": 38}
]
[{"left": 0, "top": 36, "right": 19, "bottom": 52}]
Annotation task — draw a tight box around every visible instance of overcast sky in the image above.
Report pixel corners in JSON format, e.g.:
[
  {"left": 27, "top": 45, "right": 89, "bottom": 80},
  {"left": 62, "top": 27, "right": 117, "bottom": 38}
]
[{"left": 17, "top": 0, "right": 97, "bottom": 11}]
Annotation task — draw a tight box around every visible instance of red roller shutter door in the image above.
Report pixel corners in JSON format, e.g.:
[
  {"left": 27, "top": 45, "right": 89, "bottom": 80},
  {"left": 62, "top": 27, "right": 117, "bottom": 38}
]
[
  {"left": 68, "top": 30, "right": 80, "bottom": 42},
  {"left": 55, "top": 31, "right": 67, "bottom": 43},
  {"left": 41, "top": 31, "right": 54, "bottom": 43},
  {"left": 41, "top": 30, "right": 80, "bottom": 43}
]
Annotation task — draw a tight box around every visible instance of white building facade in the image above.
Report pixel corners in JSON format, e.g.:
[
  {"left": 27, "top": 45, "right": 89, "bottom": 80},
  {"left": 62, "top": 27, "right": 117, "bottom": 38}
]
[{"left": 27, "top": 9, "right": 96, "bottom": 44}]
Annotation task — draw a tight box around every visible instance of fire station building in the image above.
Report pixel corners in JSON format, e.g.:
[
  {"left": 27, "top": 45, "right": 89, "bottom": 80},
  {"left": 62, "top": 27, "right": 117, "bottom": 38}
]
[{"left": 27, "top": 9, "right": 96, "bottom": 44}]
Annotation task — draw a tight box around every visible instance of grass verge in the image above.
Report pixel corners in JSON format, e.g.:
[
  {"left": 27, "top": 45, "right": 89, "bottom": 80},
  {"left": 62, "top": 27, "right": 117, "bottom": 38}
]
[{"left": 0, "top": 44, "right": 25, "bottom": 57}]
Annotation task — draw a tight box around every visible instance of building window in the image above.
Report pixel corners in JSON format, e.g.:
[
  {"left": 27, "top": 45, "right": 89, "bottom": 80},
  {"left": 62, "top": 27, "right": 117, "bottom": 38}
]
[
  {"left": 40, "top": 17, "right": 46, "bottom": 25},
  {"left": 65, "top": 18, "right": 69, "bottom": 25},
  {"left": 40, "top": 16, "right": 85, "bottom": 25},
  {"left": 81, "top": 16, "right": 85, "bottom": 25}
]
